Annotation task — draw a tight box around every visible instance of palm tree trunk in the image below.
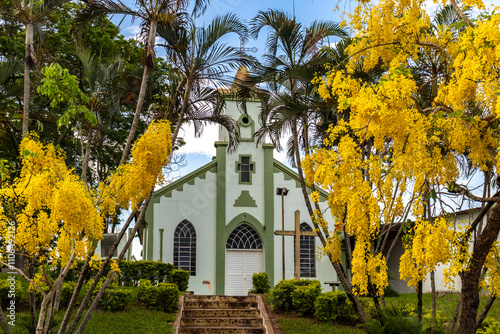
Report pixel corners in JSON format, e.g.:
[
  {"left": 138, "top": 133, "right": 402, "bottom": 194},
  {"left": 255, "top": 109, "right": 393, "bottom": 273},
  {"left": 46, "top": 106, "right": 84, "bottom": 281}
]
[
  {"left": 290, "top": 116, "right": 367, "bottom": 323},
  {"left": 119, "top": 20, "right": 157, "bottom": 165},
  {"left": 22, "top": 21, "right": 34, "bottom": 137}
]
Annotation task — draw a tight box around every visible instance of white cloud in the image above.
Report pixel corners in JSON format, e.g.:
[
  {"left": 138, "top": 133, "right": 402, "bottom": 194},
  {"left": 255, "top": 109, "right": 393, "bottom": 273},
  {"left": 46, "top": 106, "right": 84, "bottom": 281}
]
[
  {"left": 123, "top": 25, "right": 141, "bottom": 40},
  {"left": 177, "top": 123, "right": 219, "bottom": 157}
]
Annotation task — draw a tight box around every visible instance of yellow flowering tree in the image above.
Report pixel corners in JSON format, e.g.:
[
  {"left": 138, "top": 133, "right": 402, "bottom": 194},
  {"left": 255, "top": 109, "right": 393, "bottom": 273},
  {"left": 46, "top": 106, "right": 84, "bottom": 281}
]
[
  {"left": 305, "top": 0, "right": 500, "bottom": 333},
  {"left": 0, "top": 120, "right": 172, "bottom": 334}
]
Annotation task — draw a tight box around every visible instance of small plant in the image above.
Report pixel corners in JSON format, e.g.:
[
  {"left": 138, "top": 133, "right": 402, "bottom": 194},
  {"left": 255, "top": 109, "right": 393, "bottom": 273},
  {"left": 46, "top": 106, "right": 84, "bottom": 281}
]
[
  {"left": 270, "top": 279, "right": 321, "bottom": 313},
  {"left": 138, "top": 279, "right": 179, "bottom": 312},
  {"left": 251, "top": 272, "right": 270, "bottom": 293},
  {"left": 477, "top": 317, "right": 500, "bottom": 334},
  {"left": 98, "top": 288, "right": 133, "bottom": 311},
  {"left": 270, "top": 279, "right": 297, "bottom": 311},
  {"left": 156, "top": 283, "right": 180, "bottom": 312},
  {"left": 292, "top": 282, "right": 321, "bottom": 315},
  {"left": 314, "top": 291, "right": 357, "bottom": 324},
  {"left": 171, "top": 268, "right": 189, "bottom": 291}
]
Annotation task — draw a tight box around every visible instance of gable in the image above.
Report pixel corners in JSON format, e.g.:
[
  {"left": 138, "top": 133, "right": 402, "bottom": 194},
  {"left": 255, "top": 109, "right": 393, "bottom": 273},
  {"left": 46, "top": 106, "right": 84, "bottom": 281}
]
[
  {"left": 152, "top": 160, "right": 217, "bottom": 203},
  {"left": 273, "top": 159, "right": 329, "bottom": 202}
]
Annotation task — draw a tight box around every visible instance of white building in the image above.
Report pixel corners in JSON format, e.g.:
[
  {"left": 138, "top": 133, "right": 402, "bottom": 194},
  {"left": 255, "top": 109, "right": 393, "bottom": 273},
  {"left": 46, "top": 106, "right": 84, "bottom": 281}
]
[
  {"left": 143, "top": 91, "right": 339, "bottom": 295},
  {"left": 387, "top": 207, "right": 488, "bottom": 293}
]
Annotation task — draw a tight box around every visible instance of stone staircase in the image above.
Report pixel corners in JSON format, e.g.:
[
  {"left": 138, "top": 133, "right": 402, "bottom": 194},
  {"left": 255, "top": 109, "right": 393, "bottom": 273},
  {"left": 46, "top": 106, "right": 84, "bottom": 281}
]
[{"left": 175, "top": 294, "right": 272, "bottom": 334}]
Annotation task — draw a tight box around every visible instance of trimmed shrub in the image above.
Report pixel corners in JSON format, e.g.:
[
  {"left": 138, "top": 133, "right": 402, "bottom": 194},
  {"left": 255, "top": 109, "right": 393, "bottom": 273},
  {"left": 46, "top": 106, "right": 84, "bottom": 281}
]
[
  {"left": 138, "top": 279, "right": 179, "bottom": 312},
  {"left": 291, "top": 281, "right": 321, "bottom": 315},
  {"left": 251, "top": 272, "right": 270, "bottom": 293},
  {"left": 119, "top": 261, "right": 174, "bottom": 285},
  {"left": 270, "top": 279, "right": 321, "bottom": 313},
  {"left": 314, "top": 291, "right": 357, "bottom": 324},
  {"left": 156, "top": 283, "right": 180, "bottom": 312},
  {"left": 171, "top": 269, "right": 189, "bottom": 291},
  {"left": 98, "top": 288, "right": 133, "bottom": 311},
  {"left": 269, "top": 279, "right": 296, "bottom": 311}
]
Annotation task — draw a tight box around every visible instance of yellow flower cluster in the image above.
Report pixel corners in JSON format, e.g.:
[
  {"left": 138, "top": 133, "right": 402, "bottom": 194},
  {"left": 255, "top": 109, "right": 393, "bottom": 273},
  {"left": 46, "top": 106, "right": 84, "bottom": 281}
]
[
  {"left": 99, "top": 120, "right": 172, "bottom": 213},
  {"left": 0, "top": 134, "right": 103, "bottom": 266},
  {"left": 307, "top": 0, "right": 500, "bottom": 295},
  {"left": 399, "top": 216, "right": 456, "bottom": 288}
]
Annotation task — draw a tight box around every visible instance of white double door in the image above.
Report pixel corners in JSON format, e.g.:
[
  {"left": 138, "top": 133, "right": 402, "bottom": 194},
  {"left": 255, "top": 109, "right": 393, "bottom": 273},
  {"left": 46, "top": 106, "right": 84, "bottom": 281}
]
[{"left": 225, "top": 250, "right": 263, "bottom": 295}]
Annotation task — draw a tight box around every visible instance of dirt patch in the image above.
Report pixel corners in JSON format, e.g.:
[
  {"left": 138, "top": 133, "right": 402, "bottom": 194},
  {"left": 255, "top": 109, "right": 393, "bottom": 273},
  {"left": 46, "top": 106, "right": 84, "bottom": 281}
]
[{"left": 262, "top": 297, "right": 284, "bottom": 334}]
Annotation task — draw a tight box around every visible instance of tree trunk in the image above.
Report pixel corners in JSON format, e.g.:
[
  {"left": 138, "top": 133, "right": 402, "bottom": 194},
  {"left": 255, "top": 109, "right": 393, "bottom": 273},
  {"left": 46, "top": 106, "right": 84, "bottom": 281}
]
[
  {"left": 29, "top": 260, "right": 37, "bottom": 334},
  {"left": 459, "top": 200, "right": 500, "bottom": 334},
  {"left": 37, "top": 252, "right": 75, "bottom": 334},
  {"left": 451, "top": 294, "right": 462, "bottom": 331},
  {"left": 417, "top": 279, "right": 423, "bottom": 322},
  {"left": 57, "top": 250, "right": 94, "bottom": 334},
  {"left": 119, "top": 21, "right": 157, "bottom": 165},
  {"left": 52, "top": 267, "right": 63, "bottom": 312},
  {"left": 74, "top": 194, "right": 152, "bottom": 334},
  {"left": 22, "top": 22, "right": 34, "bottom": 137},
  {"left": 431, "top": 271, "right": 436, "bottom": 328},
  {"left": 475, "top": 294, "right": 496, "bottom": 332},
  {"left": 0, "top": 305, "right": 11, "bottom": 334},
  {"left": 66, "top": 210, "right": 139, "bottom": 334},
  {"left": 290, "top": 116, "right": 367, "bottom": 323}
]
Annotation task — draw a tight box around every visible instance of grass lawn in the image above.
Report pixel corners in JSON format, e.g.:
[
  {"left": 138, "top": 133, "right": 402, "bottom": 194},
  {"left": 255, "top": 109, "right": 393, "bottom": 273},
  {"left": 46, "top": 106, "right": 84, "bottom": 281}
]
[
  {"left": 278, "top": 317, "right": 364, "bottom": 334},
  {"left": 6, "top": 305, "right": 175, "bottom": 334},
  {"left": 382, "top": 292, "right": 500, "bottom": 322},
  {"left": 264, "top": 292, "right": 500, "bottom": 334}
]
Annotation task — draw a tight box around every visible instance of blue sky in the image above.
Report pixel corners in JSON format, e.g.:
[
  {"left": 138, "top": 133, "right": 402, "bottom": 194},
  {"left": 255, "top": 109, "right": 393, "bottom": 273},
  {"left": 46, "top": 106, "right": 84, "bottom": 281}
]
[{"left": 114, "top": 0, "right": 349, "bottom": 178}]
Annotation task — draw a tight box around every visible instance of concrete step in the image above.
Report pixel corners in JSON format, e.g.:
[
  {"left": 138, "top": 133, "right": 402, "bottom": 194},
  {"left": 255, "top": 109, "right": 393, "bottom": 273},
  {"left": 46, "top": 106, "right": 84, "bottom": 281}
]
[
  {"left": 182, "top": 308, "right": 260, "bottom": 318},
  {"left": 181, "top": 317, "right": 262, "bottom": 327},
  {"left": 178, "top": 327, "right": 265, "bottom": 334},
  {"left": 184, "top": 295, "right": 256, "bottom": 303},
  {"left": 183, "top": 300, "right": 258, "bottom": 310}
]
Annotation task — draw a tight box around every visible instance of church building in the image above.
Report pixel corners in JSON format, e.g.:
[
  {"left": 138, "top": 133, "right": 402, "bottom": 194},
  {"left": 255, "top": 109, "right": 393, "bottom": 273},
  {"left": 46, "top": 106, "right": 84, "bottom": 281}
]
[{"left": 143, "top": 90, "right": 339, "bottom": 295}]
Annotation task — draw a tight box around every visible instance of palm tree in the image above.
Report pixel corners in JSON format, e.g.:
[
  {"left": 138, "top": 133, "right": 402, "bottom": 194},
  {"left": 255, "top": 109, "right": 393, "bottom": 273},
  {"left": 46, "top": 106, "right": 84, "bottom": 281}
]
[
  {"left": 10, "top": 0, "right": 71, "bottom": 137},
  {"left": 75, "top": 0, "right": 209, "bottom": 165},
  {"left": 248, "top": 9, "right": 373, "bottom": 321},
  {"left": 157, "top": 12, "right": 253, "bottom": 149}
]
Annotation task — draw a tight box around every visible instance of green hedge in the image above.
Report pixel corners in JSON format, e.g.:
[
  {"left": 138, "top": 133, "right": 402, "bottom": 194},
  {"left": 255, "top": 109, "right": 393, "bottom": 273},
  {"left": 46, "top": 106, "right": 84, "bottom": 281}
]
[
  {"left": 270, "top": 279, "right": 321, "bottom": 314},
  {"left": 251, "top": 272, "right": 270, "bottom": 293},
  {"left": 98, "top": 288, "right": 134, "bottom": 311},
  {"left": 49, "top": 260, "right": 175, "bottom": 286},
  {"left": 292, "top": 283, "right": 322, "bottom": 315},
  {"left": 138, "top": 279, "right": 179, "bottom": 312},
  {"left": 171, "top": 269, "right": 189, "bottom": 292},
  {"left": 314, "top": 291, "right": 357, "bottom": 323},
  {"left": 118, "top": 261, "right": 174, "bottom": 285}
]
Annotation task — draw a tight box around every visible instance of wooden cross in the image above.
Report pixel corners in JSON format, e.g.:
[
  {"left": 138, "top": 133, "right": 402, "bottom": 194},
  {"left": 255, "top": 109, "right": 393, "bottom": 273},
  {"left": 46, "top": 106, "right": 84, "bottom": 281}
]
[{"left": 274, "top": 210, "right": 317, "bottom": 279}]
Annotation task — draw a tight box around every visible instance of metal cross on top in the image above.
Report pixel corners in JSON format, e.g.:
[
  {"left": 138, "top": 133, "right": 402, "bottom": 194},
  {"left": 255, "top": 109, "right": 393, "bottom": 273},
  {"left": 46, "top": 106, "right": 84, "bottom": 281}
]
[
  {"left": 238, "top": 37, "right": 258, "bottom": 53},
  {"left": 274, "top": 210, "right": 317, "bottom": 279}
]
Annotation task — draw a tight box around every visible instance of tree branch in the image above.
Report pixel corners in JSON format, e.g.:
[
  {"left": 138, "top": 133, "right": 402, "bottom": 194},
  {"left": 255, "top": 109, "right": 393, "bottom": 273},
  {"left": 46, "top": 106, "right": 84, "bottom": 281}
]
[{"left": 450, "top": 0, "right": 476, "bottom": 28}]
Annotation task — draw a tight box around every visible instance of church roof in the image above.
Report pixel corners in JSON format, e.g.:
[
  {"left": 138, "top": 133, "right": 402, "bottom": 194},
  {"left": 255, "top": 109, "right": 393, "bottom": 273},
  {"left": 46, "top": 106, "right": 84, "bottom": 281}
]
[{"left": 151, "top": 157, "right": 328, "bottom": 204}]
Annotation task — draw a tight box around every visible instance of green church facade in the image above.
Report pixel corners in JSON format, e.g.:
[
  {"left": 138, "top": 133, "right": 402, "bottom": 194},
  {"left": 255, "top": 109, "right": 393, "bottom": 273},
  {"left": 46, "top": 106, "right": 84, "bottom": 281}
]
[{"left": 143, "top": 97, "right": 339, "bottom": 295}]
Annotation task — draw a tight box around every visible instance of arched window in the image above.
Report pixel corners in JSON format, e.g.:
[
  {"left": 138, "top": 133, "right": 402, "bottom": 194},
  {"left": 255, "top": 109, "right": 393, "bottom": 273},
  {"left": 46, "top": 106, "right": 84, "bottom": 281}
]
[
  {"left": 226, "top": 223, "right": 262, "bottom": 250},
  {"left": 300, "top": 223, "right": 316, "bottom": 277},
  {"left": 174, "top": 220, "right": 196, "bottom": 276}
]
